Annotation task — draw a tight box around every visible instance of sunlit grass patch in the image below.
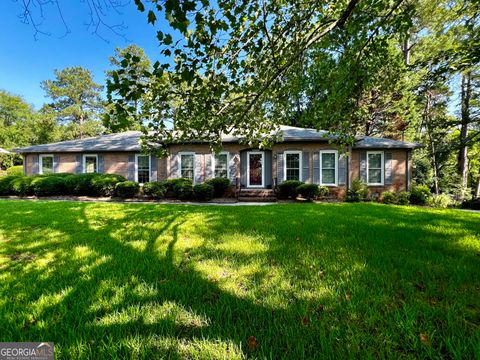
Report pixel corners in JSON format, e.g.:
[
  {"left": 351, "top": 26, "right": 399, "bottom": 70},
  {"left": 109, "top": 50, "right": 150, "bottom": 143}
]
[{"left": 0, "top": 200, "right": 479, "bottom": 359}]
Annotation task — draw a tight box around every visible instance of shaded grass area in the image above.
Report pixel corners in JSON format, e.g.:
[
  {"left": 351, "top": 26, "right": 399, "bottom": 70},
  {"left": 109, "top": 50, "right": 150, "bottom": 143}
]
[{"left": 0, "top": 200, "right": 479, "bottom": 359}]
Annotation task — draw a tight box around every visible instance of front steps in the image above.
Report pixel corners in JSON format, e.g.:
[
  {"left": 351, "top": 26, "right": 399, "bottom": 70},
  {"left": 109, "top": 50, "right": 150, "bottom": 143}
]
[{"left": 238, "top": 189, "right": 277, "bottom": 202}]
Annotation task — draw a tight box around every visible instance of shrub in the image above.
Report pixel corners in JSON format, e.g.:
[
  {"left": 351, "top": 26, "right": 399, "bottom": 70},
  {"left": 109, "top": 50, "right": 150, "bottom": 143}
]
[
  {"left": 278, "top": 180, "right": 304, "bottom": 199},
  {"left": 115, "top": 181, "right": 140, "bottom": 198},
  {"left": 0, "top": 175, "right": 20, "bottom": 196},
  {"left": 397, "top": 191, "right": 410, "bottom": 205},
  {"left": 318, "top": 185, "right": 329, "bottom": 197},
  {"left": 194, "top": 183, "right": 215, "bottom": 201},
  {"left": 91, "top": 174, "right": 127, "bottom": 196},
  {"left": 428, "top": 194, "right": 452, "bottom": 208},
  {"left": 143, "top": 181, "right": 166, "bottom": 199},
  {"left": 206, "top": 177, "right": 231, "bottom": 198},
  {"left": 382, "top": 191, "right": 396, "bottom": 204},
  {"left": 345, "top": 179, "right": 369, "bottom": 202},
  {"left": 6, "top": 165, "right": 23, "bottom": 176},
  {"left": 409, "top": 185, "right": 431, "bottom": 205},
  {"left": 162, "top": 178, "right": 192, "bottom": 193},
  {"left": 11, "top": 176, "right": 34, "bottom": 196},
  {"left": 173, "top": 179, "right": 194, "bottom": 200},
  {"left": 461, "top": 198, "right": 480, "bottom": 210},
  {"left": 64, "top": 173, "right": 99, "bottom": 196},
  {"left": 31, "top": 176, "right": 67, "bottom": 196},
  {"left": 296, "top": 184, "right": 319, "bottom": 200}
]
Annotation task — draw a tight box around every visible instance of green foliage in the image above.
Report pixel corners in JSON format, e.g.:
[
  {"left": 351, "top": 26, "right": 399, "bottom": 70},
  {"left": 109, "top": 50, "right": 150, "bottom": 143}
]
[
  {"left": 142, "top": 181, "right": 166, "bottom": 199},
  {"left": 193, "top": 183, "right": 214, "bottom": 201},
  {"left": 30, "top": 176, "right": 67, "bottom": 196},
  {"left": 461, "top": 199, "right": 480, "bottom": 210},
  {"left": 64, "top": 173, "right": 100, "bottom": 196},
  {"left": 6, "top": 165, "right": 23, "bottom": 176},
  {"left": 172, "top": 179, "right": 194, "bottom": 200},
  {"left": 318, "top": 185, "right": 329, "bottom": 197},
  {"left": 41, "top": 67, "right": 104, "bottom": 138},
  {"left": 397, "top": 192, "right": 410, "bottom": 205},
  {"left": 345, "top": 180, "right": 369, "bottom": 202},
  {"left": 428, "top": 194, "right": 452, "bottom": 208},
  {"left": 10, "top": 176, "right": 33, "bottom": 196},
  {"left": 0, "top": 175, "right": 20, "bottom": 195},
  {"left": 409, "top": 185, "right": 431, "bottom": 205},
  {"left": 278, "top": 180, "right": 304, "bottom": 199},
  {"left": 296, "top": 184, "right": 319, "bottom": 200},
  {"left": 91, "top": 174, "right": 127, "bottom": 197},
  {"left": 205, "top": 177, "right": 231, "bottom": 198},
  {"left": 381, "top": 191, "right": 396, "bottom": 204},
  {"left": 115, "top": 181, "right": 140, "bottom": 198}
]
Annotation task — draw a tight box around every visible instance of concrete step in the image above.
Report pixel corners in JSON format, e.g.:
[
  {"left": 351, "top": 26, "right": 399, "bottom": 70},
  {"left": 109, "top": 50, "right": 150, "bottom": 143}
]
[{"left": 238, "top": 196, "right": 277, "bottom": 202}]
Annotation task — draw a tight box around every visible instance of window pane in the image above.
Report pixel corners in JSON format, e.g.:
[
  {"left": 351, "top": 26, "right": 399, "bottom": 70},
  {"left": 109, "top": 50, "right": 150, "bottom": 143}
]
[
  {"left": 368, "top": 153, "right": 382, "bottom": 169},
  {"left": 137, "top": 155, "right": 150, "bottom": 183},
  {"left": 181, "top": 155, "right": 194, "bottom": 180},
  {"left": 215, "top": 154, "right": 228, "bottom": 178},
  {"left": 42, "top": 157, "right": 53, "bottom": 174},
  {"left": 286, "top": 169, "right": 300, "bottom": 181},
  {"left": 322, "top": 153, "right": 335, "bottom": 168},
  {"left": 322, "top": 169, "right": 335, "bottom": 184},
  {"left": 85, "top": 156, "right": 97, "bottom": 173},
  {"left": 368, "top": 169, "right": 381, "bottom": 184},
  {"left": 286, "top": 153, "right": 299, "bottom": 169}
]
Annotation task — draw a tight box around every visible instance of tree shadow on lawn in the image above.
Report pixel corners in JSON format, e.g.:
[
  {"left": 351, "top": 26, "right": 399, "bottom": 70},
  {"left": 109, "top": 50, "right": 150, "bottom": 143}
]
[{"left": 0, "top": 201, "right": 479, "bottom": 359}]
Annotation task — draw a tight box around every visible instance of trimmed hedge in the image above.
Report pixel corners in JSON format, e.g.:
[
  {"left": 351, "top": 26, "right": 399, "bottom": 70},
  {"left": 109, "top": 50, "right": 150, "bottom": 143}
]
[
  {"left": 30, "top": 176, "right": 67, "bottom": 196},
  {"left": 115, "top": 181, "right": 139, "bottom": 198},
  {"left": 194, "top": 183, "right": 214, "bottom": 201},
  {"left": 6, "top": 165, "right": 23, "bottom": 176},
  {"left": 143, "top": 181, "right": 166, "bottom": 199},
  {"left": 173, "top": 180, "right": 194, "bottom": 200},
  {"left": 382, "top": 191, "right": 396, "bottom": 204},
  {"left": 11, "top": 176, "right": 34, "bottom": 196},
  {"left": 397, "top": 192, "right": 410, "bottom": 205},
  {"left": 409, "top": 185, "right": 431, "bottom": 205},
  {"left": 64, "top": 174, "right": 100, "bottom": 196},
  {"left": 91, "top": 174, "right": 127, "bottom": 196},
  {"left": 206, "top": 177, "right": 231, "bottom": 198},
  {"left": 296, "top": 184, "right": 319, "bottom": 200},
  {"left": 278, "top": 180, "right": 304, "bottom": 199},
  {"left": 0, "top": 175, "right": 20, "bottom": 196}
]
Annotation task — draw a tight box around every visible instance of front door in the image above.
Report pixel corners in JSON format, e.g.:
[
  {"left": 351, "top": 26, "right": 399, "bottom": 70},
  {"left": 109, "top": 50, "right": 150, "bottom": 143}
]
[{"left": 247, "top": 151, "right": 264, "bottom": 187}]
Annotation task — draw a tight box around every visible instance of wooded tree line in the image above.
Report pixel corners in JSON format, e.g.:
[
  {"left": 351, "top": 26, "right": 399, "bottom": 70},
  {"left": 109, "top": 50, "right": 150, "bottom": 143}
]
[{"left": 1, "top": 0, "right": 479, "bottom": 198}]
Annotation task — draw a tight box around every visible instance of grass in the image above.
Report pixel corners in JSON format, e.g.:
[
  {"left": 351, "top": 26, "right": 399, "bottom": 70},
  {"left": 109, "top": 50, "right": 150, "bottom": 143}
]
[{"left": 0, "top": 200, "right": 479, "bottom": 359}]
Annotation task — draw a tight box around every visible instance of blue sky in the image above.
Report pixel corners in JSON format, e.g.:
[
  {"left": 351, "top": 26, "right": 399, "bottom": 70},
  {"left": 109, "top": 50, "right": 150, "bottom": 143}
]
[{"left": 0, "top": 1, "right": 167, "bottom": 109}]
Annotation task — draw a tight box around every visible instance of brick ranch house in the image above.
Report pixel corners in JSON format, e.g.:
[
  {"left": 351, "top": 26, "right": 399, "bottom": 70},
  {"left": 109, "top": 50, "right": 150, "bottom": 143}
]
[{"left": 14, "top": 125, "right": 421, "bottom": 199}]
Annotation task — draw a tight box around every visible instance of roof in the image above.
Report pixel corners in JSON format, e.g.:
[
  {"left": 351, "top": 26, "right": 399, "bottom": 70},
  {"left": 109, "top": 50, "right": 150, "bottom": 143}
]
[
  {"left": 0, "top": 148, "right": 10, "bottom": 154},
  {"left": 13, "top": 125, "right": 422, "bottom": 153}
]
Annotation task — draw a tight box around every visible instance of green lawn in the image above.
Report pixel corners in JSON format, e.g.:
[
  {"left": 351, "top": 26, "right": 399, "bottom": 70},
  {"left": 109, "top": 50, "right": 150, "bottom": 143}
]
[{"left": 0, "top": 200, "right": 479, "bottom": 359}]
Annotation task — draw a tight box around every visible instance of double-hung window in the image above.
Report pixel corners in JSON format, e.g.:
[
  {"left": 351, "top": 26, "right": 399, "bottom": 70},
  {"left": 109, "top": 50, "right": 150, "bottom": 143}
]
[
  {"left": 136, "top": 154, "right": 150, "bottom": 183},
  {"left": 367, "top": 151, "right": 384, "bottom": 185},
  {"left": 284, "top": 151, "right": 302, "bottom": 181},
  {"left": 214, "top": 152, "right": 228, "bottom": 178},
  {"left": 83, "top": 154, "right": 98, "bottom": 174},
  {"left": 39, "top": 154, "right": 54, "bottom": 175},
  {"left": 179, "top": 153, "right": 195, "bottom": 181},
  {"left": 320, "top": 150, "right": 338, "bottom": 185}
]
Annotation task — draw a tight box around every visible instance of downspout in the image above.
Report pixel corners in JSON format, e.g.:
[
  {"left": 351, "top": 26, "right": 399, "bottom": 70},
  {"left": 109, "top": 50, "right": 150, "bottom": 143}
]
[
  {"left": 23, "top": 154, "right": 27, "bottom": 176},
  {"left": 347, "top": 145, "right": 352, "bottom": 190},
  {"left": 406, "top": 150, "right": 411, "bottom": 191}
]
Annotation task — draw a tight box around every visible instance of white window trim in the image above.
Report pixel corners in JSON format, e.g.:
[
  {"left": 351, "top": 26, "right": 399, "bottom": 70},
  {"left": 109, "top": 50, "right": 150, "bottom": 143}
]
[
  {"left": 212, "top": 152, "right": 229, "bottom": 178},
  {"left": 366, "top": 151, "right": 384, "bottom": 186},
  {"left": 178, "top": 152, "right": 196, "bottom": 183},
  {"left": 135, "top": 154, "right": 151, "bottom": 183},
  {"left": 320, "top": 150, "right": 338, "bottom": 186},
  {"left": 82, "top": 154, "right": 98, "bottom": 174},
  {"left": 39, "top": 154, "right": 54, "bottom": 175},
  {"left": 283, "top": 150, "right": 302, "bottom": 182},
  {"left": 247, "top": 151, "right": 265, "bottom": 188}
]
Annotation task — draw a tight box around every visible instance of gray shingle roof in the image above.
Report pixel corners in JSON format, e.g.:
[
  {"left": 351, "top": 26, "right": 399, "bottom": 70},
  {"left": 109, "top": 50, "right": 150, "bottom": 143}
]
[{"left": 13, "top": 125, "right": 422, "bottom": 153}]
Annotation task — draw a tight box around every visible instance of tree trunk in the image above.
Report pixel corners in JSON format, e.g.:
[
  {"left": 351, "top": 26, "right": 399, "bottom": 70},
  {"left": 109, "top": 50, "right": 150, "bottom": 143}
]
[
  {"left": 402, "top": 34, "right": 411, "bottom": 66},
  {"left": 79, "top": 114, "right": 84, "bottom": 139},
  {"left": 459, "top": 72, "right": 471, "bottom": 191},
  {"left": 424, "top": 91, "right": 439, "bottom": 195},
  {"left": 475, "top": 168, "right": 480, "bottom": 199}
]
